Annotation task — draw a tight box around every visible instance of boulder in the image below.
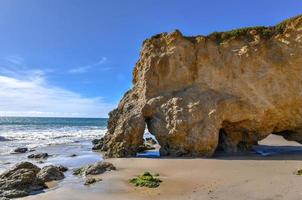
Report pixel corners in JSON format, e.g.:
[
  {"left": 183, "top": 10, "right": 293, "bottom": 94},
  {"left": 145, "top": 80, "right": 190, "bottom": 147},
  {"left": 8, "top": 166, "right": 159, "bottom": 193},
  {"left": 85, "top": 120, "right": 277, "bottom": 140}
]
[
  {"left": 0, "top": 162, "right": 46, "bottom": 198},
  {"left": 99, "top": 15, "right": 302, "bottom": 157},
  {"left": 37, "top": 166, "right": 65, "bottom": 182}
]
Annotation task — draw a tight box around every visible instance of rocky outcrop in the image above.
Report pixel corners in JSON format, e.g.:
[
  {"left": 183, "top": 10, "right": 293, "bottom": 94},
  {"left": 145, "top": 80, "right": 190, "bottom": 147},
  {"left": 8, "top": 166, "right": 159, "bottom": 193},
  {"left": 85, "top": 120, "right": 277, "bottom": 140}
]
[
  {"left": 0, "top": 162, "right": 67, "bottom": 199},
  {"left": 99, "top": 14, "right": 302, "bottom": 157},
  {"left": 0, "top": 162, "right": 46, "bottom": 198}
]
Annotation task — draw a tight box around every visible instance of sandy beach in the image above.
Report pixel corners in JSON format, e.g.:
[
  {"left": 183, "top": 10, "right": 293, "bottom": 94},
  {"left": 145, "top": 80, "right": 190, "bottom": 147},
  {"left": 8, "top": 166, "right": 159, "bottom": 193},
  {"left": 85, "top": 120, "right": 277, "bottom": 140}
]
[{"left": 21, "top": 135, "right": 302, "bottom": 200}]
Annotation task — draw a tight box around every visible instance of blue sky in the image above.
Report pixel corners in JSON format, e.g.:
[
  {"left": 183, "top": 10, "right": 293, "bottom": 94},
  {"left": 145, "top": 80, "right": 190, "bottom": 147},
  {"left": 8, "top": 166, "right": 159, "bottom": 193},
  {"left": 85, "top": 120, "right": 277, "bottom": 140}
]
[{"left": 0, "top": 0, "right": 301, "bottom": 117}]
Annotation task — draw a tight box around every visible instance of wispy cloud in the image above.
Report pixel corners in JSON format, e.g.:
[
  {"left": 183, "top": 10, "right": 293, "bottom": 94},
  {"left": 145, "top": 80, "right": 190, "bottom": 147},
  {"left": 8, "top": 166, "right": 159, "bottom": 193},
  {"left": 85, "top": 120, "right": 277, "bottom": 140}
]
[
  {"left": 68, "top": 57, "right": 108, "bottom": 74},
  {"left": 4, "top": 55, "right": 24, "bottom": 66},
  {"left": 0, "top": 56, "right": 115, "bottom": 117}
]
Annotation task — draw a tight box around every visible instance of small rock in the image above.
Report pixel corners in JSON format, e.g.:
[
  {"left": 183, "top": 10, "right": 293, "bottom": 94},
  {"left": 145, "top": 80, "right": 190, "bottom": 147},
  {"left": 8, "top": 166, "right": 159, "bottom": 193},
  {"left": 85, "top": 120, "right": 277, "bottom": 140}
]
[
  {"left": 145, "top": 137, "right": 157, "bottom": 145},
  {"left": 28, "top": 153, "right": 49, "bottom": 159},
  {"left": 92, "top": 138, "right": 104, "bottom": 150},
  {"left": 37, "top": 165, "right": 65, "bottom": 182},
  {"left": 13, "top": 147, "right": 28, "bottom": 154},
  {"left": 92, "top": 138, "right": 103, "bottom": 145},
  {"left": 57, "top": 165, "right": 68, "bottom": 172},
  {"left": 73, "top": 161, "right": 116, "bottom": 176},
  {"left": 0, "top": 136, "right": 8, "bottom": 142},
  {"left": 84, "top": 161, "right": 116, "bottom": 175},
  {"left": 72, "top": 168, "right": 83, "bottom": 175},
  {"left": 137, "top": 144, "right": 155, "bottom": 153},
  {"left": 84, "top": 177, "right": 102, "bottom": 185}
]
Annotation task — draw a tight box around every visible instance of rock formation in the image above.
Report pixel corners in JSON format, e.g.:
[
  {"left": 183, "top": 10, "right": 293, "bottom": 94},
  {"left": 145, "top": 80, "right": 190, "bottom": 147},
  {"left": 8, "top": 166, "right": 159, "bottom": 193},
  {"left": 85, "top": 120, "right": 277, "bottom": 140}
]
[
  {"left": 98, "top": 14, "right": 302, "bottom": 157},
  {"left": 0, "top": 162, "right": 46, "bottom": 198},
  {"left": 0, "top": 162, "right": 67, "bottom": 199}
]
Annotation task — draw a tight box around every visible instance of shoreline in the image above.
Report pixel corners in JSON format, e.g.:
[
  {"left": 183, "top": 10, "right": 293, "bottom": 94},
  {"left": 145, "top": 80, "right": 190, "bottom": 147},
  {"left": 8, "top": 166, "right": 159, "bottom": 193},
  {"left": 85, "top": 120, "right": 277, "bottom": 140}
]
[
  {"left": 23, "top": 155, "right": 302, "bottom": 200},
  {"left": 9, "top": 135, "right": 302, "bottom": 200}
]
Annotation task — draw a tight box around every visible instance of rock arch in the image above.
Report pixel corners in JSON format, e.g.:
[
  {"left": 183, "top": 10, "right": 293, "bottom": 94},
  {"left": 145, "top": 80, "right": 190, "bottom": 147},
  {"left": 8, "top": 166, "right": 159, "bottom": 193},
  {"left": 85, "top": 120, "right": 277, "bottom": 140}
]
[{"left": 98, "top": 15, "right": 302, "bottom": 158}]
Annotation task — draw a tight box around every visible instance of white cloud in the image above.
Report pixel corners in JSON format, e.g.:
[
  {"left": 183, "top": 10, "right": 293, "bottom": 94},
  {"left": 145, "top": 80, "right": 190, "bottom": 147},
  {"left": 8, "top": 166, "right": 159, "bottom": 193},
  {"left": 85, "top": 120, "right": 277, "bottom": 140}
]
[
  {"left": 68, "top": 57, "right": 109, "bottom": 74},
  {"left": 0, "top": 75, "right": 114, "bottom": 117},
  {"left": 0, "top": 57, "right": 115, "bottom": 118}
]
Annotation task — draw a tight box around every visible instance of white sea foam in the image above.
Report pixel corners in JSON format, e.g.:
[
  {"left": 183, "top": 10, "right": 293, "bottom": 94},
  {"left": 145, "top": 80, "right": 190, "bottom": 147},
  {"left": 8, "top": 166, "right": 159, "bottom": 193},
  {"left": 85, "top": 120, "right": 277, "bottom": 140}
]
[{"left": 0, "top": 125, "right": 106, "bottom": 155}]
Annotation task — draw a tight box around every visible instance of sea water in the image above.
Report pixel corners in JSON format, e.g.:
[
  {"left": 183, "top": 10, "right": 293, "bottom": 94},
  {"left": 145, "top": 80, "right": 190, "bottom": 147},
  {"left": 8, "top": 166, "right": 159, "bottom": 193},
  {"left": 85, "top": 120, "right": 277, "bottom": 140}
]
[
  {"left": 0, "top": 117, "right": 107, "bottom": 155},
  {"left": 0, "top": 117, "right": 107, "bottom": 173}
]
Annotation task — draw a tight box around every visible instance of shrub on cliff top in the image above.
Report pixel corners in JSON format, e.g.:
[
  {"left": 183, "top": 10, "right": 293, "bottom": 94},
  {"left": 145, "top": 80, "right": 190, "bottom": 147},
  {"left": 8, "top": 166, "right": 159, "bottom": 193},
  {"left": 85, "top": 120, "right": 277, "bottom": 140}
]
[
  {"left": 130, "top": 172, "right": 162, "bottom": 188},
  {"left": 208, "top": 26, "right": 274, "bottom": 44}
]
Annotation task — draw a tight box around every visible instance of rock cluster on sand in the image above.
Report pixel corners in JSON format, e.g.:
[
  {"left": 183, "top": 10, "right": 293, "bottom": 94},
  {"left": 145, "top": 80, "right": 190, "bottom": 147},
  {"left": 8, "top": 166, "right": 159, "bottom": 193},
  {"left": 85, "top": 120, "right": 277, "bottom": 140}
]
[
  {"left": 73, "top": 161, "right": 116, "bottom": 176},
  {"left": 94, "top": 14, "right": 302, "bottom": 157},
  {"left": 0, "top": 162, "right": 67, "bottom": 199}
]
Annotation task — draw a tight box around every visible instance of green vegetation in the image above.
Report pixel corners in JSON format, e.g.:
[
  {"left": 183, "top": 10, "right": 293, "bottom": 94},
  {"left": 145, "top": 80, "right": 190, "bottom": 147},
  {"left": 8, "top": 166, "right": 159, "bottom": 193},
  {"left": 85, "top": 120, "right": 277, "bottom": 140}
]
[
  {"left": 208, "top": 26, "right": 274, "bottom": 44},
  {"left": 130, "top": 172, "right": 162, "bottom": 188},
  {"left": 208, "top": 14, "right": 302, "bottom": 45}
]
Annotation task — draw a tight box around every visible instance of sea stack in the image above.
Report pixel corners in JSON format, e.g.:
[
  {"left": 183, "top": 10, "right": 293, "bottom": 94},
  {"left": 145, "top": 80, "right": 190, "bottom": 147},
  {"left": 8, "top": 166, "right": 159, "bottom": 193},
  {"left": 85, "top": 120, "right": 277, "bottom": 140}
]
[{"left": 99, "top": 15, "right": 302, "bottom": 157}]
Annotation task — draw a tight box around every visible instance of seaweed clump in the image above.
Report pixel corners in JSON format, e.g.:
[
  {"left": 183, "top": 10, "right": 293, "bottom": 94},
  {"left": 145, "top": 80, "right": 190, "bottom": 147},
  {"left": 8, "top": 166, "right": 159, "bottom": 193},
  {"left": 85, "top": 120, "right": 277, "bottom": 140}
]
[
  {"left": 296, "top": 169, "right": 302, "bottom": 175},
  {"left": 130, "top": 172, "right": 162, "bottom": 188}
]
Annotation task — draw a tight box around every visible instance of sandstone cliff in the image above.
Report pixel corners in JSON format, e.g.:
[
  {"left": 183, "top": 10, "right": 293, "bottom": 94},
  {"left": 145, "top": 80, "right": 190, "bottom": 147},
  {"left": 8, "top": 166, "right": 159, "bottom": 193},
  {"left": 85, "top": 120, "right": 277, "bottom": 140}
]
[{"left": 99, "top": 14, "right": 302, "bottom": 157}]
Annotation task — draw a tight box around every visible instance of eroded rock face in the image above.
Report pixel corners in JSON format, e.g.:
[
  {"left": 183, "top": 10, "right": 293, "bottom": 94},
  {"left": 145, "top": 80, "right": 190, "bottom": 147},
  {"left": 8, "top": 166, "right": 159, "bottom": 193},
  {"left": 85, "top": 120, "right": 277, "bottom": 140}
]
[{"left": 100, "top": 14, "right": 302, "bottom": 157}]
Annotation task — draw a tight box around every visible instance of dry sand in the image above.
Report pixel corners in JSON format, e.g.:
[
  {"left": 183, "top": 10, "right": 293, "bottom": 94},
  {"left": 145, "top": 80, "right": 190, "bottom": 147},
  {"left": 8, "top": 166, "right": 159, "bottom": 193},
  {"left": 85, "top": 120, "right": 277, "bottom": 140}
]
[{"left": 23, "top": 135, "right": 302, "bottom": 200}]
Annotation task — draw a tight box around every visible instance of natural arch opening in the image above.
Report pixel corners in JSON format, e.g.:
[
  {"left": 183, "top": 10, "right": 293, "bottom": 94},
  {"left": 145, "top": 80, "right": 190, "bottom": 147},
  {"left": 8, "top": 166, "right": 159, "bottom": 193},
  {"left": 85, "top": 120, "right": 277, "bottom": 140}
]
[
  {"left": 136, "top": 121, "right": 161, "bottom": 158},
  {"left": 254, "top": 132, "right": 302, "bottom": 156},
  {"left": 214, "top": 127, "right": 302, "bottom": 156}
]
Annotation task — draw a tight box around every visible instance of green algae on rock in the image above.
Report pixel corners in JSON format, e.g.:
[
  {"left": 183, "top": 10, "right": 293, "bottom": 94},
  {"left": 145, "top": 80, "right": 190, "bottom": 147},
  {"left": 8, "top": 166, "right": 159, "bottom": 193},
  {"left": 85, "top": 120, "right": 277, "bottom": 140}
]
[{"left": 130, "top": 172, "right": 162, "bottom": 188}]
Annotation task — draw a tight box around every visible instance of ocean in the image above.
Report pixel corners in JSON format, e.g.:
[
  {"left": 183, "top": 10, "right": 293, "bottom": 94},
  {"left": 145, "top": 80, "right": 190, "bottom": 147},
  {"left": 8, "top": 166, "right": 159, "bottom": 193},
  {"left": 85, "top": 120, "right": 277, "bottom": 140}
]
[{"left": 0, "top": 117, "right": 107, "bottom": 155}]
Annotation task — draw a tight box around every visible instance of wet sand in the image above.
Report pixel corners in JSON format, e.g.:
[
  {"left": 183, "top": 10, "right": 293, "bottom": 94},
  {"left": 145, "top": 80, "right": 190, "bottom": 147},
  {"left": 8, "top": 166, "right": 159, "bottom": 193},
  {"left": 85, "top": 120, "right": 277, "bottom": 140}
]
[{"left": 22, "top": 135, "right": 302, "bottom": 200}]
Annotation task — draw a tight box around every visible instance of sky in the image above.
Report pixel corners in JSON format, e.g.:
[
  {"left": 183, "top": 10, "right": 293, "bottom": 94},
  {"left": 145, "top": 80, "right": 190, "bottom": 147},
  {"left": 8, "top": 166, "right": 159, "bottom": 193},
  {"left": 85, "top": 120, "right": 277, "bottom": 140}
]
[{"left": 0, "top": 0, "right": 301, "bottom": 118}]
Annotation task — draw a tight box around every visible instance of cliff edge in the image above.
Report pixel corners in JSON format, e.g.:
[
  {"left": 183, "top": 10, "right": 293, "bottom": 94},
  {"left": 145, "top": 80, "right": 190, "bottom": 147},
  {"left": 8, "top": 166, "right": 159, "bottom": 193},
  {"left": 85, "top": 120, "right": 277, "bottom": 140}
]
[{"left": 98, "top": 14, "right": 302, "bottom": 157}]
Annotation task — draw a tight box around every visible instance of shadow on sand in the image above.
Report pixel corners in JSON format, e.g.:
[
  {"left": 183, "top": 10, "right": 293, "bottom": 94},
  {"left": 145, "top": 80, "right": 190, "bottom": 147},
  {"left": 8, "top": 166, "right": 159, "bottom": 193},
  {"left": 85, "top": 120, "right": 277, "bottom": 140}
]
[{"left": 136, "top": 144, "right": 302, "bottom": 161}]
